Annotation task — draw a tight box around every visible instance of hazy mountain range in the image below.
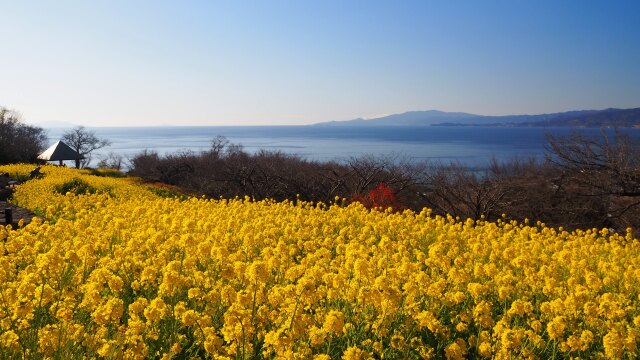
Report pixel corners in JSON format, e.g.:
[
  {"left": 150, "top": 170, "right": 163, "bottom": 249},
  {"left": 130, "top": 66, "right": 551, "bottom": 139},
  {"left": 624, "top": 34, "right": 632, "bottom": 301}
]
[{"left": 314, "top": 108, "right": 640, "bottom": 127}]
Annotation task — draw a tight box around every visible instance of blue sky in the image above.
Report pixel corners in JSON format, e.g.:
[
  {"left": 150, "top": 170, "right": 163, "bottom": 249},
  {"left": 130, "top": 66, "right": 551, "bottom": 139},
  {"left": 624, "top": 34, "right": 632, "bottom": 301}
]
[{"left": 1, "top": 1, "right": 639, "bottom": 126}]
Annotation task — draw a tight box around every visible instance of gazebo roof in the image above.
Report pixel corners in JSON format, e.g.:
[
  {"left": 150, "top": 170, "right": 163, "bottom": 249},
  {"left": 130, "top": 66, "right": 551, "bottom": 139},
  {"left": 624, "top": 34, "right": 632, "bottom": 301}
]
[{"left": 37, "top": 141, "right": 84, "bottom": 161}]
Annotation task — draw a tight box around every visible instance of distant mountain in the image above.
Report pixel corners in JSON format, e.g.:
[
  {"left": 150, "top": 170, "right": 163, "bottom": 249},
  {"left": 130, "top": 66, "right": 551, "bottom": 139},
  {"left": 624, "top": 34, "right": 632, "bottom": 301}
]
[
  {"left": 509, "top": 108, "right": 640, "bottom": 127},
  {"left": 316, "top": 110, "right": 480, "bottom": 126},
  {"left": 313, "top": 108, "right": 640, "bottom": 127}
]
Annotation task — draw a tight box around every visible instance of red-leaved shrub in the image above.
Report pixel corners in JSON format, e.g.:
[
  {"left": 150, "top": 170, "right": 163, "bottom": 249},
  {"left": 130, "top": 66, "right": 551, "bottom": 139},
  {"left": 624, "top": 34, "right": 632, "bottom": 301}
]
[{"left": 352, "top": 182, "right": 403, "bottom": 212}]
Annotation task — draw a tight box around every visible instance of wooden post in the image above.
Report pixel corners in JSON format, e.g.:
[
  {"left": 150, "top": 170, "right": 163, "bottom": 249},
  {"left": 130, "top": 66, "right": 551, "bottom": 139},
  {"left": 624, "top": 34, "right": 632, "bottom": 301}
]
[{"left": 4, "top": 208, "right": 12, "bottom": 226}]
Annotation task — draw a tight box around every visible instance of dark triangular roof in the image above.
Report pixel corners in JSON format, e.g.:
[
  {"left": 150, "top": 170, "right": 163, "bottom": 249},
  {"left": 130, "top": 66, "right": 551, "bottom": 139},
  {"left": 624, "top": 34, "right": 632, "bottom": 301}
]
[{"left": 37, "top": 141, "right": 84, "bottom": 161}]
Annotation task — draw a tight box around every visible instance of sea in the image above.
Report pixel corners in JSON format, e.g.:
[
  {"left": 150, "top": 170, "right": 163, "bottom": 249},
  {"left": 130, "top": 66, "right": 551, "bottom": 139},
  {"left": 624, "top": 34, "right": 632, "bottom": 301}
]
[{"left": 46, "top": 126, "right": 640, "bottom": 169}]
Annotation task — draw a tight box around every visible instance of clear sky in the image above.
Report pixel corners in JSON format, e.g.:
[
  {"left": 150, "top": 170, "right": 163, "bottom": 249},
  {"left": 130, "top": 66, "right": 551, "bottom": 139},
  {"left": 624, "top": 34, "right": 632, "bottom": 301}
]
[{"left": 1, "top": 1, "right": 639, "bottom": 126}]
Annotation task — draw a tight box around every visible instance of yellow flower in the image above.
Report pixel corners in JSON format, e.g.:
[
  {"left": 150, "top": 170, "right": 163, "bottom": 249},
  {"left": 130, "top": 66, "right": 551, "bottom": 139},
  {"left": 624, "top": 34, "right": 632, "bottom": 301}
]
[
  {"left": 444, "top": 339, "right": 467, "bottom": 360},
  {"left": 477, "top": 342, "right": 492, "bottom": 357},
  {"left": 342, "top": 346, "right": 369, "bottom": 360},
  {"left": 390, "top": 332, "right": 405, "bottom": 349},
  {"left": 181, "top": 309, "right": 198, "bottom": 326},
  {"left": 0, "top": 330, "right": 20, "bottom": 351},
  {"left": 92, "top": 298, "right": 124, "bottom": 325},
  {"left": 129, "top": 297, "right": 149, "bottom": 316},
  {"left": 322, "top": 310, "right": 345, "bottom": 335},
  {"left": 188, "top": 287, "right": 203, "bottom": 299},
  {"left": 546, "top": 316, "right": 566, "bottom": 341},
  {"left": 603, "top": 330, "right": 625, "bottom": 359},
  {"left": 246, "top": 261, "right": 269, "bottom": 283},
  {"left": 144, "top": 297, "right": 167, "bottom": 322}
]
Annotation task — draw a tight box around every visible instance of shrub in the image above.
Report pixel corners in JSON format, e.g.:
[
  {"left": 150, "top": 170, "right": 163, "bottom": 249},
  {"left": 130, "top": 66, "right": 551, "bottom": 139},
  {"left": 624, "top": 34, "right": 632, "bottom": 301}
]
[
  {"left": 352, "top": 182, "right": 404, "bottom": 211},
  {"left": 54, "top": 178, "right": 98, "bottom": 195},
  {"left": 88, "top": 168, "right": 127, "bottom": 178}
]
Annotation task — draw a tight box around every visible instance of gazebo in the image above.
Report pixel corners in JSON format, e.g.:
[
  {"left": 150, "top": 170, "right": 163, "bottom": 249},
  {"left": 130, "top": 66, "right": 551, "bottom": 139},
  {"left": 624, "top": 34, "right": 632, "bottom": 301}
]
[{"left": 37, "top": 141, "right": 84, "bottom": 166}]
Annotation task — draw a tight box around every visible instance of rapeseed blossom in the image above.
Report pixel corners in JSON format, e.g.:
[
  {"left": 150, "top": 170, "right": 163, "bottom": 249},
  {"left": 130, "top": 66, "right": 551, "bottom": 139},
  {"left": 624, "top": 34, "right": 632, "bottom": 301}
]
[{"left": 0, "top": 164, "right": 639, "bottom": 358}]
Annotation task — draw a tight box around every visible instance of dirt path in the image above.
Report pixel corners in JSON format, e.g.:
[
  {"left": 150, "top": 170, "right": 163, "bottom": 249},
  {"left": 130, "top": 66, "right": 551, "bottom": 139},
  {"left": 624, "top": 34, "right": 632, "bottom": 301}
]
[{"left": 1, "top": 201, "right": 41, "bottom": 227}]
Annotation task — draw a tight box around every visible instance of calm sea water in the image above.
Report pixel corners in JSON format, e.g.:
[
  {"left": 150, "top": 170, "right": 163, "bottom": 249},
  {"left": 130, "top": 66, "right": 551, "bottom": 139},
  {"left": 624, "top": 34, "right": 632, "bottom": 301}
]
[{"left": 46, "top": 126, "right": 640, "bottom": 169}]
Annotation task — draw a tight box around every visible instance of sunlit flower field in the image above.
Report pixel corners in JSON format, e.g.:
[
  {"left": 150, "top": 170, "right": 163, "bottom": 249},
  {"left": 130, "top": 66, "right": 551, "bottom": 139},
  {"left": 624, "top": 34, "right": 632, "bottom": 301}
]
[{"left": 1, "top": 164, "right": 639, "bottom": 359}]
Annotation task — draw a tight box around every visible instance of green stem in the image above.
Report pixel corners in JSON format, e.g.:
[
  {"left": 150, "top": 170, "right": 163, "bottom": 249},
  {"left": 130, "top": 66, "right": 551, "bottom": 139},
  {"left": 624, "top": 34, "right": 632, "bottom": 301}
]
[{"left": 288, "top": 292, "right": 303, "bottom": 333}]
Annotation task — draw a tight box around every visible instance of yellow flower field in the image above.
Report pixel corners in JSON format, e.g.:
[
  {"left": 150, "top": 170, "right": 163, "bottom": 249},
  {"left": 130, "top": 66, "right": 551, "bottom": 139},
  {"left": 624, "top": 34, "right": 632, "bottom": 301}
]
[{"left": 1, "top": 164, "right": 639, "bottom": 359}]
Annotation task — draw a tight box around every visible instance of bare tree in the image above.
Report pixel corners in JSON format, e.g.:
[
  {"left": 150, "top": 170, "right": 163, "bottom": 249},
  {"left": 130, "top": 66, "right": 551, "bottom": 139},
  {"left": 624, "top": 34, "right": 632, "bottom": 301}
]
[
  {"left": 546, "top": 130, "right": 640, "bottom": 228},
  {"left": 97, "top": 152, "right": 125, "bottom": 171},
  {"left": 209, "top": 135, "right": 230, "bottom": 157},
  {"left": 417, "top": 162, "right": 506, "bottom": 220},
  {"left": 0, "top": 107, "right": 48, "bottom": 164},
  {"left": 62, "top": 126, "right": 111, "bottom": 168}
]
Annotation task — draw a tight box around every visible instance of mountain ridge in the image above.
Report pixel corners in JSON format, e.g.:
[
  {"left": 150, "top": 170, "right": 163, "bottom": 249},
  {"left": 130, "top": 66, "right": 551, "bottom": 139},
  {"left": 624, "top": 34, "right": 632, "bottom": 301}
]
[{"left": 313, "top": 108, "right": 640, "bottom": 127}]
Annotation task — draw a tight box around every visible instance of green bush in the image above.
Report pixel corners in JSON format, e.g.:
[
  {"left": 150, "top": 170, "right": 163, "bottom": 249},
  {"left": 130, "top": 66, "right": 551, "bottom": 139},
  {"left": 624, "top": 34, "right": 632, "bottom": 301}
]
[
  {"left": 87, "top": 168, "right": 127, "bottom": 178},
  {"left": 144, "top": 185, "right": 188, "bottom": 200},
  {"left": 54, "top": 178, "right": 98, "bottom": 195}
]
